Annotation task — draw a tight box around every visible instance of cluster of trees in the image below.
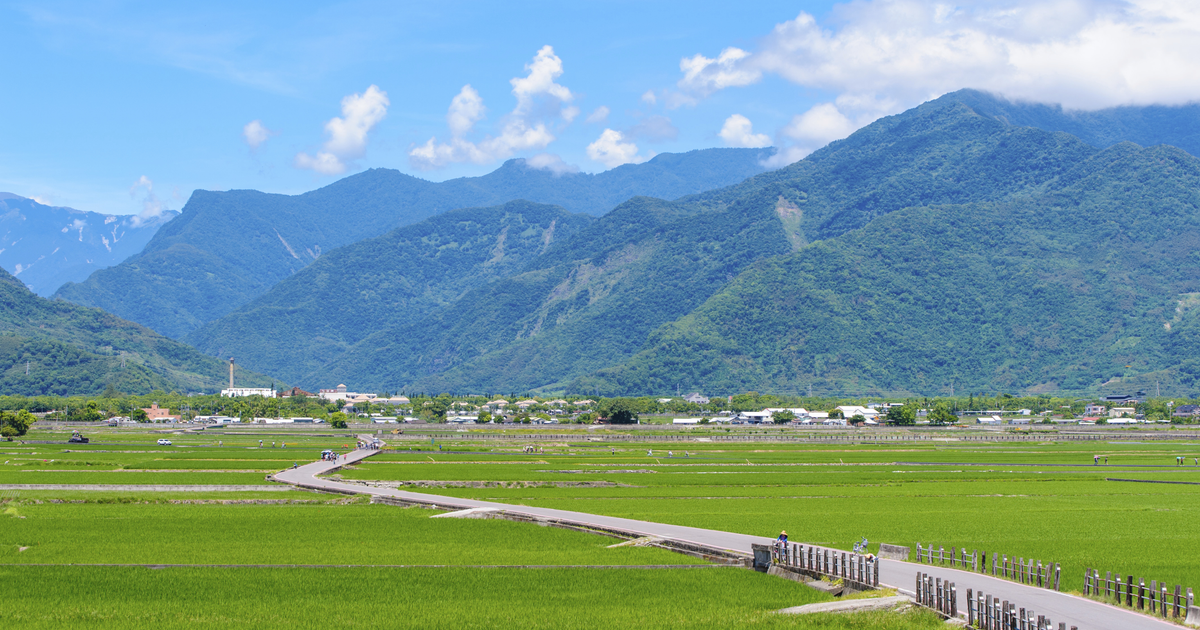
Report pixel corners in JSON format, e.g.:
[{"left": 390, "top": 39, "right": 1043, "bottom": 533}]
[{"left": 0, "top": 409, "right": 34, "bottom": 437}]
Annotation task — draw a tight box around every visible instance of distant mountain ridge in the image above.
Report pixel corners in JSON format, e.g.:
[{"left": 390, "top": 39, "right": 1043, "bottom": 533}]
[
  {"left": 0, "top": 265, "right": 270, "bottom": 395},
  {"left": 54, "top": 148, "right": 773, "bottom": 339},
  {"left": 271, "top": 93, "right": 1101, "bottom": 392},
  {"left": 222, "top": 90, "right": 1200, "bottom": 397},
  {"left": 184, "top": 200, "right": 594, "bottom": 381},
  {"left": 0, "top": 193, "right": 175, "bottom": 296},
  {"left": 944, "top": 89, "right": 1200, "bottom": 158},
  {"left": 588, "top": 141, "right": 1200, "bottom": 397}
]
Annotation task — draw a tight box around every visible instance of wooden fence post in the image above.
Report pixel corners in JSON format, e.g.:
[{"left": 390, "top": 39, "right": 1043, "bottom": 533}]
[
  {"left": 950, "top": 583, "right": 957, "bottom": 618},
  {"left": 1084, "top": 568, "right": 1092, "bottom": 595},
  {"left": 1139, "top": 577, "right": 1146, "bottom": 610},
  {"left": 1151, "top": 580, "right": 1158, "bottom": 614},
  {"left": 1054, "top": 563, "right": 1061, "bottom": 591},
  {"left": 974, "top": 549, "right": 980, "bottom": 572},
  {"left": 1106, "top": 571, "right": 1113, "bottom": 597},
  {"left": 1127, "top": 575, "right": 1134, "bottom": 607},
  {"left": 1176, "top": 584, "right": 1183, "bottom": 618},
  {"left": 967, "top": 588, "right": 974, "bottom": 626}
]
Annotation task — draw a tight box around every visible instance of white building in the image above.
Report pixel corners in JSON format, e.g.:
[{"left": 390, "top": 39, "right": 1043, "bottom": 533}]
[
  {"left": 221, "top": 387, "right": 274, "bottom": 398},
  {"left": 836, "top": 406, "right": 880, "bottom": 421}
]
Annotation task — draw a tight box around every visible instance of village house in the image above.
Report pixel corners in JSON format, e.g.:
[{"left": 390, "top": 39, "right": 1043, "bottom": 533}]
[{"left": 141, "top": 403, "right": 180, "bottom": 423}]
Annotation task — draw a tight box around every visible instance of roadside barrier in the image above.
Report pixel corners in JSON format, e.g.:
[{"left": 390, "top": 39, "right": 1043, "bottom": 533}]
[
  {"left": 964, "top": 584, "right": 1077, "bottom": 630},
  {"left": 769, "top": 542, "right": 879, "bottom": 590},
  {"left": 1084, "top": 567, "right": 1194, "bottom": 621},
  {"left": 916, "top": 543, "right": 1061, "bottom": 591}
]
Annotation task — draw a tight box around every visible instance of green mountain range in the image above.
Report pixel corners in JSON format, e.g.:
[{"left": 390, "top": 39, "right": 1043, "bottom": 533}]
[
  {"left": 53, "top": 149, "right": 771, "bottom": 339},
  {"left": 184, "top": 201, "right": 593, "bottom": 382},
  {"left": 48, "top": 89, "right": 1200, "bottom": 397},
  {"left": 587, "top": 141, "right": 1200, "bottom": 397},
  {"left": 0, "top": 266, "right": 270, "bottom": 396}
]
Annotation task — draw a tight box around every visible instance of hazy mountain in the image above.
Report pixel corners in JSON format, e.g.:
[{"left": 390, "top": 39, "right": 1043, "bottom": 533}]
[
  {"left": 53, "top": 148, "right": 773, "bottom": 339},
  {"left": 0, "top": 265, "right": 270, "bottom": 396},
  {"left": 943, "top": 89, "right": 1200, "bottom": 158},
  {"left": 184, "top": 201, "right": 593, "bottom": 382},
  {"left": 0, "top": 193, "right": 174, "bottom": 296}
]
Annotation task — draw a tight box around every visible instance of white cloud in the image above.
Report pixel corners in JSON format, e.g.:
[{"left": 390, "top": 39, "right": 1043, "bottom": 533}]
[
  {"left": 243, "top": 120, "right": 271, "bottom": 149},
  {"left": 586, "top": 129, "right": 647, "bottom": 168},
  {"left": 447, "top": 85, "right": 485, "bottom": 138},
  {"left": 641, "top": 90, "right": 658, "bottom": 105},
  {"left": 718, "top": 114, "right": 771, "bottom": 148},
  {"left": 684, "top": 1, "right": 1200, "bottom": 110},
  {"left": 296, "top": 84, "right": 389, "bottom": 175},
  {"left": 678, "top": 47, "right": 760, "bottom": 97},
  {"left": 586, "top": 106, "right": 610, "bottom": 123},
  {"left": 127, "top": 175, "right": 170, "bottom": 226},
  {"left": 510, "top": 45, "right": 574, "bottom": 114},
  {"left": 526, "top": 153, "right": 580, "bottom": 175},
  {"left": 410, "top": 46, "right": 578, "bottom": 170},
  {"left": 680, "top": 0, "right": 1200, "bottom": 158},
  {"left": 32, "top": 196, "right": 53, "bottom": 206}
]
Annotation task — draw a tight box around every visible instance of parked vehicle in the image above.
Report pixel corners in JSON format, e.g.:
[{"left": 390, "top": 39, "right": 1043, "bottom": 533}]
[
  {"left": 157, "top": 438, "right": 172, "bottom": 446},
  {"left": 68, "top": 432, "right": 89, "bottom": 444}
]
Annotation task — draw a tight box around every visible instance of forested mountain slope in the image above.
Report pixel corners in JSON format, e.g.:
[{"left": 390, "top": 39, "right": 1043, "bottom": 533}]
[
  {"left": 0, "top": 267, "right": 270, "bottom": 395},
  {"left": 54, "top": 148, "right": 771, "bottom": 339},
  {"left": 584, "top": 142, "right": 1200, "bottom": 397},
  {"left": 298, "top": 96, "right": 1118, "bottom": 393},
  {"left": 0, "top": 193, "right": 174, "bottom": 296},
  {"left": 184, "top": 201, "right": 592, "bottom": 382}
]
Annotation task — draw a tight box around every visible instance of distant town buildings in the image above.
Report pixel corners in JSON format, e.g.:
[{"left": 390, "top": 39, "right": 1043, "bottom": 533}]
[{"left": 221, "top": 387, "right": 275, "bottom": 398}]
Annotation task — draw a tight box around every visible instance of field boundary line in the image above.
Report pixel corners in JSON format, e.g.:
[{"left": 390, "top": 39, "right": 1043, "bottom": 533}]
[{"left": 1105, "top": 477, "right": 1200, "bottom": 485}]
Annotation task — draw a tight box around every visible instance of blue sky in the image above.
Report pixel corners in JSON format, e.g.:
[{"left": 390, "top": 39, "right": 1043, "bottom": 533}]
[{"left": 3, "top": 1, "right": 1198, "bottom": 218}]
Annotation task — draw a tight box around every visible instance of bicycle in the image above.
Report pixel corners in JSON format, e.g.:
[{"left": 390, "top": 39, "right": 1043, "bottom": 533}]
[{"left": 853, "top": 536, "right": 869, "bottom": 555}]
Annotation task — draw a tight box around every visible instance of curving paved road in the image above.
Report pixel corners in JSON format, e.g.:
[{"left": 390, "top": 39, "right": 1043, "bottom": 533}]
[{"left": 274, "top": 447, "right": 1177, "bottom": 630}]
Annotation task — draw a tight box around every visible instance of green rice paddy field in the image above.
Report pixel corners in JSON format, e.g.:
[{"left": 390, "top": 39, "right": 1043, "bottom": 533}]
[{"left": 2, "top": 425, "right": 1198, "bottom": 627}]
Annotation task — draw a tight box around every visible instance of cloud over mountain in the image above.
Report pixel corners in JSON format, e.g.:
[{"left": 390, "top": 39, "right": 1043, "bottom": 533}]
[
  {"left": 680, "top": 0, "right": 1200, "bottom": 164},
  {"left": 410, "top": 46, "right": 578, "bottom": 170},
  {"left": 295, "top": 85, "right": 389, "bottom": 175}
]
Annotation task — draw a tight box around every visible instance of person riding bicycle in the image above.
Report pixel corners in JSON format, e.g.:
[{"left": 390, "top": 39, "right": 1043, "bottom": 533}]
[{"left": 776, "top": 530, "right": 788, "bottom": 548}]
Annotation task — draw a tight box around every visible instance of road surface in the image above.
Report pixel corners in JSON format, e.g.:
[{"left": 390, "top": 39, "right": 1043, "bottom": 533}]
[{"left": 274, "top": 447, "right": 1177, "bottom": 630}]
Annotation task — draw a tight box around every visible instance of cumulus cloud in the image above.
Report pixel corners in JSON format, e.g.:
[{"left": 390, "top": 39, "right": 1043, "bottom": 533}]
[
  {"left": 681, "top": 0, "right": 1200, "bottom": 164},
  {"left": 410, "top": 46, "right": 578, "bottom": 170},
  {"left": 526, "top": 153, "right": 580, "bottom": 175},
  {"left": 587, "top": 129, "right": 647, "bottom": 168},
  {"left": 629, "top": 115, "right": 679, "bottom": 143},
  {"left": 243, "top": 120, "right": 272, "bottom": 149},
  {"left": 641, "top": 90, "right": 658, "bottom": 105},
  {"left": 586, "top": 106, "right": 610, "bottom": 123},
  {"left": 128, "top": 176, "right": 171, "bottom": 226},
  {"left": 296, "top": 85, "right": 389, "bottom": 175},
  {"left": 718, "top": 114, "right": 772, "bottom": 148},
  {"left": 684, "top": 1, "right": 1200, "bottom": 110},
  {"left": 679, "top": 47, "right": 760, "bottom": 97}
]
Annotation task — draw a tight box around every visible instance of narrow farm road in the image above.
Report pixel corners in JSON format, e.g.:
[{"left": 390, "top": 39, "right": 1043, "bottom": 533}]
[{"left": 274, "top": 448, "right": 1176, "bottom": 630}]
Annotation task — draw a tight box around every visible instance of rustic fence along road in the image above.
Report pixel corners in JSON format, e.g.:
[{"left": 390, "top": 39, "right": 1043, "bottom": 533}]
[
  {"left": 274, "top": 447, "right": 1181, "bottom": 630},
  {"left": 916, "top": 543, "right": 1062, "bottom": 591},
  {"left": 1085, "top": 568, "right": 1194, "bottom": 622}
]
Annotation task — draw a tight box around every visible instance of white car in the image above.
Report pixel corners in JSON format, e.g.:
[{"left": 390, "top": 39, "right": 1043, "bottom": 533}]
[{"left": 156, "top": 438, "right": 172, "bottom": 446}]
